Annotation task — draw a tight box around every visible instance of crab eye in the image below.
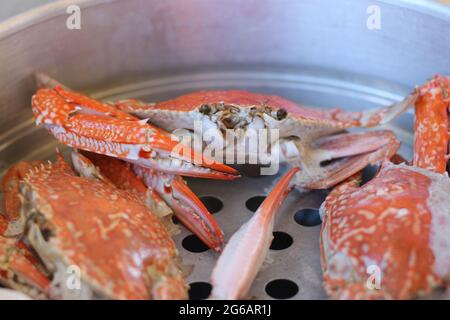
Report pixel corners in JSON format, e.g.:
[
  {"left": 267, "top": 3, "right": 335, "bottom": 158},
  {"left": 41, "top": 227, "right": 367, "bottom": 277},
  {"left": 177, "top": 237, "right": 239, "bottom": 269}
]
[
  {"left": 276, "top": 108, "right": 287, "bottom": 120},
  {"left": 199, "top": 104, "right": 211, "bottom": 115}
]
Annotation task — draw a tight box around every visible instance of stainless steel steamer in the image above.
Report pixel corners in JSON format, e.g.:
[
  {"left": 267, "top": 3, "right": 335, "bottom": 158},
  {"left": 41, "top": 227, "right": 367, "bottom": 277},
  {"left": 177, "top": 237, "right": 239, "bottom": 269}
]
[{"left": 1, "top": 0, "right": 449, "bottom": 299}]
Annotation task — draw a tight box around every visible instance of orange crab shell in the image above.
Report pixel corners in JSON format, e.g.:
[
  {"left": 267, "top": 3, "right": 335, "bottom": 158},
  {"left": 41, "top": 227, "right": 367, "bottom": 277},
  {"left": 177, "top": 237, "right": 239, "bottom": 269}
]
[
  {"left": 115, "top": 90, "right": 362, "bottom": 126},
  {"left": 115, "top": 90, "right": 413, "bottom": 190},
  {"left": 21, "top": 157, "right": 187, "bottom": 300},
  {"left": 115, "top": 89, "right": 415, "bottom": 130},
  {"left": 413, "top": 75, "right": 450, "bottom": 174},
  {"left": 77, "top": 151, "right": 178, "bottom": 234},
  {"left": 320, "top": 162, "right": 450, "bottom": 299}
]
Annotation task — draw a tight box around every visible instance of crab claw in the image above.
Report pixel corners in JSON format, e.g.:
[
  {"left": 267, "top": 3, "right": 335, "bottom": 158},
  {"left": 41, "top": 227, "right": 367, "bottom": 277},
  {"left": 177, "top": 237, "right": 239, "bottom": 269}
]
[
  {"left": 134, "top": 166, "right": 224, "bottom": 251},
  {"left": 279, "top": 130, "right": 400, "bottom": 189},
  {"left": 413, "top": 75, "right": 450, "bottom": 174},
  {"left": 31, "top": 86, "right": 239, "bottom": 180},
  {"left": 210, "top": 167, "right": 299, "bottom": 299}
]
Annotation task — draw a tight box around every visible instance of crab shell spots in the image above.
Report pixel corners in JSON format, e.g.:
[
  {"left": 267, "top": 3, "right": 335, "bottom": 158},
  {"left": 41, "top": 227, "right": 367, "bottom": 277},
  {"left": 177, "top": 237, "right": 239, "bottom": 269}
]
[
  {"left": 2, "top": 161, "right": 45, "bottom": 224},
  {"left": 320, "top": 162, "right": 450, "bottom": 299},
  {"left": 32, "top": 89, "right": 74, "bottom": 126},
  {"left": 65, "top": 115, "right": 152, "bottom": 144},
  {"left": 54, "top": 86, "right": 138, "bottom": 121},
  {"left": 22, "top": 161, "right": 187, "bottom": 300},
  {"left": 413, "top": 76, "right": 450, "bottom": 174}
]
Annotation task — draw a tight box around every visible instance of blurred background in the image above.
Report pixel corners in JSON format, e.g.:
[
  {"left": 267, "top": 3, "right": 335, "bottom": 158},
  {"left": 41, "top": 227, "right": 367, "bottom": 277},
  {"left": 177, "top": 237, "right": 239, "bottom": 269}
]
[{"left": 0, "top": 0, "right": 51, "bottom": 21}]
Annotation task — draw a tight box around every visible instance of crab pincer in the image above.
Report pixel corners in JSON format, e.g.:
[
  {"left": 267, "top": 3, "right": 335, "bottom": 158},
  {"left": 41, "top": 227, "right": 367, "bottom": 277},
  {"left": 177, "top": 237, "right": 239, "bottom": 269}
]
[
  {"left": 210, "top": 167, "right": 299, "bottom": 299},
  {"left": 31, "top": 85, "right": 239, "bottom": 180}
]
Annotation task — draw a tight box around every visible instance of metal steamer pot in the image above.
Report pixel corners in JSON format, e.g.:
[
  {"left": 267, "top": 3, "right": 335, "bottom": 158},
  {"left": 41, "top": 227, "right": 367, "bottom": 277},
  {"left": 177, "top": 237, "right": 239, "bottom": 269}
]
[{"left": 0, "top": 0, "right": 449, "bottom": 299}]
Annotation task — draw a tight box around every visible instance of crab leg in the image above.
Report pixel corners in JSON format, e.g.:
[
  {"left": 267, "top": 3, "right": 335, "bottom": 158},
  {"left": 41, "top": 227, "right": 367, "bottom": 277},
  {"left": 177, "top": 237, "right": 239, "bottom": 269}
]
[
  {"left": 31, "top": 87, "right": 239, "bottom": 180},
  {"left": 413, "top": 75, "right": 450, "bottom": 173},
  {"left": 210, "top": 167, "right": 299, "bottom": 299}
]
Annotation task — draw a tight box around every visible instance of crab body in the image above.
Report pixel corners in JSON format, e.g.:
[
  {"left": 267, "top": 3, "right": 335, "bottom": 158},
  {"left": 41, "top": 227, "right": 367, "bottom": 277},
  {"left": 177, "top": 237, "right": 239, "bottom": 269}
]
[
  {"left": 15, "top": 155, "right": 187, "bottom": 299},
  {"left": 115, "top": 90, "right": 415, "bottom": 188},
  {"left": 320, "top": 163, "right": 450, "bottom": 299},
  {"left": 320, "top": 75, "right": 450, "bottom": 299}
]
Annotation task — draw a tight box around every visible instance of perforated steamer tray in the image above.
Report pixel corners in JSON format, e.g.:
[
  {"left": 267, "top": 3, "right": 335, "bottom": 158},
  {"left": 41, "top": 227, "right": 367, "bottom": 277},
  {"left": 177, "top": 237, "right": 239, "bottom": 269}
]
[{"left": 0, "top": 70, "right": 415, "bottom": 300}]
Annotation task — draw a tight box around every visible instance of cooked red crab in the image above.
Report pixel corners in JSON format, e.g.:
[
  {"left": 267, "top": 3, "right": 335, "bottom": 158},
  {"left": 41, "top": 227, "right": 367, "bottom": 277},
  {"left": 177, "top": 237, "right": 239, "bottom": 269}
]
[
  {"left": 31, "top": 76, "right": 239, "bottom": 250},
  {"left": 320, "top": 75, "right": 450, "bottom": 299},
  {"left": 2, "top": 153, "right": 188, "bottom": 299},
  {"left": 114, "top": 88, "right": 415, "bottom": 188},
  {"left": 31, "top": 84, "right": 238, "bottom": 180}
]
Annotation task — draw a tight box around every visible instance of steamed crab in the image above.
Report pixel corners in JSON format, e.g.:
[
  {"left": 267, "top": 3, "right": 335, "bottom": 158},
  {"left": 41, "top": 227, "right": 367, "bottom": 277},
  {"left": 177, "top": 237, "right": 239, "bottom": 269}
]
[
  {"left": 30, "top": 78, "right": 240, "bottom": 251},
  {"left": 320, "top": 75, "right": 450, "bottom": 299},
  {"left": 14, "top": 73, "right": 438, "bottom": 301},
  {"left": 115, "top": 88, "right": 415, "bottom": 189},
  {"left": 1, "top": 152, "right": 188, "bottom": 299}
]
